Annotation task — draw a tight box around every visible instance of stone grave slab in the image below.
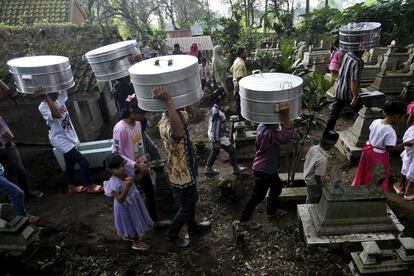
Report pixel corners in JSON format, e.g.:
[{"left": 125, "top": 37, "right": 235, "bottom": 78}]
[{"left": 298, "top": 204, "right": 403, "bottom": 247}]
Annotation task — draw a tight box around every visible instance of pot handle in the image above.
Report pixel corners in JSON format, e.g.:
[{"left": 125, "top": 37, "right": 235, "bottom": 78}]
[
  {"left": 280, "top": 81, "right": 292, "bottom": 89},
  {"left": 155, "top": 58, "right": 173, "bottom": 66},
  {"left": 252, "top": 70, "right": 261, "bottom": 76}
]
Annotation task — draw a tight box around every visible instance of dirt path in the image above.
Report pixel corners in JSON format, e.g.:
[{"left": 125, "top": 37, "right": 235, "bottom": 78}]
[{"left": 2, "top": 106, "right": 414, "bottom": 275}]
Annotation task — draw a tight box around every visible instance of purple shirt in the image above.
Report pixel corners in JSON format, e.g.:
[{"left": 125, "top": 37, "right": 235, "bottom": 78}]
[{"left": 252, "top": 124, "right": 293, "bottom": 174}]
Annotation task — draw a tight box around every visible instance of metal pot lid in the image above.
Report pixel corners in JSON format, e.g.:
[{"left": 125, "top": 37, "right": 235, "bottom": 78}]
[
  {"left": 129, "top": 55, "right": 198, "bottom": 77},
  {"left": 7, "top": 55, "right": 70, "bottom": 74},
  {"left": 239, "top": 71, "right": 303, "bottom": 92},
  {"left": 85, "top": 40, "right": 137, "bottom": 58},
  {"left": 340, "top": 22, "right": 381, "bottom": 33}
]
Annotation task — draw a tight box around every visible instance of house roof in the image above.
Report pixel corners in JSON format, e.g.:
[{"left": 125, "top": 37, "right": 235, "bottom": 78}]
[
  {"left": 166, "top": 36, "right": 214, "bottom": 52},
  {"left": 0, "top": 0, "right": 76, "bottom": 25}
]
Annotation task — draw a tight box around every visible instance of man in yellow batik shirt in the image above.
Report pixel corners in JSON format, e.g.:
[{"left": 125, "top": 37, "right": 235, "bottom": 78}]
[{"left": 230, "top": 47, "right": 247, "bottom": 118}]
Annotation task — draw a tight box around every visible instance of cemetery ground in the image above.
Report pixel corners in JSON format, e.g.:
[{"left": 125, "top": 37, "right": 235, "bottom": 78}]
[{"left": 1, "top": 107, "right": 414, "bottom": 275}]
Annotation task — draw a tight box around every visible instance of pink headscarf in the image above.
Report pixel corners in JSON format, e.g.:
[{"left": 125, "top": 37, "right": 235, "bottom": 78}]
[{"left": 190, "top": 43, "right": 200, "bottom": 57}]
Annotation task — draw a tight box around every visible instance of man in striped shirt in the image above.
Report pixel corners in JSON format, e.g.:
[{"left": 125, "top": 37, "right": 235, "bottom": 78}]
[{"left": 325, "top": 50, "right": 364, "bottom": 131}]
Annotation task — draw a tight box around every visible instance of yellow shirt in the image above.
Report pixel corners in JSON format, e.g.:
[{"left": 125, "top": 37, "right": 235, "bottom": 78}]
[
  {"left": 230, "top": 57, "right": 247, "bottom": 81},
  {"left": 158, "top": 111, "right": 196, "bottom": 188}
]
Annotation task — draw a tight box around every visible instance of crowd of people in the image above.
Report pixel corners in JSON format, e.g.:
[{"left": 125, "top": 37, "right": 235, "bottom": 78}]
[{"left": 1, "top": 39, "right": 414, "bottom": 253}]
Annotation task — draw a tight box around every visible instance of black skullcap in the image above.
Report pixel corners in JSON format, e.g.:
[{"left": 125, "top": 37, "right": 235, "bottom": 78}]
[{"left": 322, "top": 130, "right": 339, "bottom": 145}]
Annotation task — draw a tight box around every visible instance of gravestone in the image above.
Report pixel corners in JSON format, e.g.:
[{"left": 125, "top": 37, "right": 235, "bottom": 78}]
[
  {"left": 0, "top": 204, "right": 39, "bottom": 254},
  {"left": 349, "top": 238, "right": 414, "bottom": 275},
  {"left": 367, "top": 43, "right": 414, "bottom": 98},
  {"left": 336, "top": 90, "right": 385, "bottom": 161},
  {"left": 308, "top": 168, "right": 398, "bottom": 236}
]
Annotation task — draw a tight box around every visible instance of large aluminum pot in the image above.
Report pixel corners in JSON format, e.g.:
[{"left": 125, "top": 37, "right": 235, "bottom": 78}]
[
  {"left": 239, "top": 71, "right": 303, "bottom": 124},
  {"left": 129, "top": 55, "right": 202, "bottom": 111},
  {"left": 85, "top": 40, "right": 138, "bottom": 81},
  {"left": 7, "top": 55, "right": 74, "bottom": 94},
  {"left": 339, "top": 22, "right": 381, "bottom": 51}
]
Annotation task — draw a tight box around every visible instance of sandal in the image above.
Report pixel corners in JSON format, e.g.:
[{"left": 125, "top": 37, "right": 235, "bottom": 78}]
[
  {"left": 404, "top": 194, "right": 414, "bottom": 201},
  {"left": 28, "top": 215, "right": 40, "bottom": 224},
  {"left": 393, "top": 184, "right": 404, "bottom": 195},
  {"left": 132, "top": 241, "right": 150, "bottom": 251},
  {"left": 122, "top": 237, "right": 134, "bottom": 241},
  {"left": 87, "top": 184, "right": 104, "bottom": 193},
  {"left": 68, "top": 185, "right": 87, "bottom": 193},
  {"left": 240, "top": 220, "right": 261, "bottom": 230},
  {"left": 205, "top": 169, "right": 220, "bottom": 176},
  {"left": 267, "top": 209, "right": 288, "bottom": 218}
]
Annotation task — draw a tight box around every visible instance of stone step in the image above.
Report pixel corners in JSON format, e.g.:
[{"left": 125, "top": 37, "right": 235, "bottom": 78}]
[{"left": 279, "top": 187, "right": 307, "bottom": 202}]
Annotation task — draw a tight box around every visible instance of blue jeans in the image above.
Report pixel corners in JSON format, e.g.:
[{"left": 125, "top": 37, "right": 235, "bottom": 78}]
[
  {"left": 63, "top": 147, "right": 92, "bottom": 185},
  {"left": 0, "top": 176, "right": 27, "bottom": 216},
  {"left": 167, "top": 184, "right": 198, "bottom": 240},
  {"left": 207, "top": 143, "right": 237, "bottom": 167}
]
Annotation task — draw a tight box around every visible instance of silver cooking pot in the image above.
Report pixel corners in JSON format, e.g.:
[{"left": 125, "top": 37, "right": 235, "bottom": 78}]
[
  {"left": 129, "top": 55, "right": 202, "bottom": 111},
  {"left": 339, "top": 22, "right": 381, "bottom": 51},
  {"left": 7, "top": 55, "right": 74, "bottom": 94},
  {"left": 239, "top": 71, "right": 303, "bottom": 124},
  {"left": 85, "top": 40, "right": 139, "bottom": 81}
]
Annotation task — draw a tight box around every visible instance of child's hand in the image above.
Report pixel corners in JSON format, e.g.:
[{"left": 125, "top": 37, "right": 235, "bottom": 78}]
[
  {"left": 129, "top": 53, "right": 142, "bottom": 63},
  {"left": 405, "top": 140, "right": 414, "bottom": 147},
  {"left": 33, "top": 87, "right": 48, "bottom": 99},
  {"left": 125, "top": 176, "right": 134, "bottom": 188},
  {"left": 278, "top": 102, "right": 290, "bottom": 114},
  {"left": 152, "top": 86, "right": 172, "bottom": 102},
  {"left": 135, "top": 162, "right": 149, "bottom": 174}
]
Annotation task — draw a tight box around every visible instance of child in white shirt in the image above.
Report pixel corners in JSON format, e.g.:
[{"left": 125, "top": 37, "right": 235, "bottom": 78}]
[
  {"left": 35, "top": 87, "right": 103, "bottom": 193},
  {"left": 353, "top": 101, "right": 414, "bottom": 192},
  {"left": 304, "top": 130, "right": 339, "bottom": 203}
]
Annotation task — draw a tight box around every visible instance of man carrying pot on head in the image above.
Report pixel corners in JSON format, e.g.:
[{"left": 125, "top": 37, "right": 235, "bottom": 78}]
[
  {"left": 230, "top": 47, "right": 247, "bottom": 119},
  {"left": 153, "top": 86, "right": 211, "bottom": 248},
  {"left": 0, "top": 80, "right": 43, "bottom": 198},
  {"left": 324, "top": 50, "right": 364, "bottom": 132}
]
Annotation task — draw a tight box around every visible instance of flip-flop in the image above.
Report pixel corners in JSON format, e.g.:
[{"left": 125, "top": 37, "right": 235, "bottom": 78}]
[
  {"left": 205, "top": 169, "right": 220, "bottom": 176},
  {"left": 68, "top": 186, "right": 87, "bottom": 193},
  {"left": 240, "top": 220, "right": 261, "bottom": 230},
  {"left": 87, "top": 184, "right": 104, "bottom": 193},
  {"left": 233, "top": 166, "right": 247, "bottom": 175},
  {"left": 132, "top": 242, "right": 150, "bottom": 251},
  {"left": 393, "top": 185, "right": 404, "bottom": 195}
]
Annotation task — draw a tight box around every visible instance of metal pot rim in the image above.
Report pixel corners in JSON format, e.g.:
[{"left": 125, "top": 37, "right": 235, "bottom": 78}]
[
  {"left": 85, "top": 40, "right": 137, "bottom": 58},
  {"left": 239, "top": 72, "right": 303, "bottom": 92}
]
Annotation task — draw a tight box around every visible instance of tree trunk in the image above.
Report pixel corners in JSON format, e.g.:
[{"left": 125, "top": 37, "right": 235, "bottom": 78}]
[
  {"left": 325, "top": 0, "right": 329, "bottom": 7},
  {"left": 305, "top": 0, "right": 310, "bottom": 14},
  {"left": 263, "top": 0, "right": 268, "bottom": 32},
  {"left": 244, "top": 0, "right": 249, "bottom": 27}
]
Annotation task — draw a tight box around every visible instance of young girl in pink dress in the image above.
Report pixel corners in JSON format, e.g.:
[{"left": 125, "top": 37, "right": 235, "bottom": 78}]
[
  {"left": 103, "top": 153, "right": 153, "bottom": 250},
  {"left": 394, "top": 101, "right": 414, "bottom": 200},
  {"left": 353, "top": 101, "right": 414, "bottom": 192}
]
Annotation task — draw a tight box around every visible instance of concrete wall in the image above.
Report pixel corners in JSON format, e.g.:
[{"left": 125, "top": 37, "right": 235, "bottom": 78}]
[{"left": 0, "top": 88, "right": 115, "bottom": 145}]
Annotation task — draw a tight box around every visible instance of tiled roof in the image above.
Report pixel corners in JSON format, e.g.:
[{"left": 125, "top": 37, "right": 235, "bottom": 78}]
[
  {"left": 0, "top": 0, "right": 71, "bottom": 25},
  {"left": 166, "top": 36, "right": 214, "bottom": 52}
]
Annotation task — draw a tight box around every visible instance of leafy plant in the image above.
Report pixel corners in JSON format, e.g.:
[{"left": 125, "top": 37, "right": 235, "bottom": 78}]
[{"left": 287, "top": 72, "right": 331, "bottom": 184}]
